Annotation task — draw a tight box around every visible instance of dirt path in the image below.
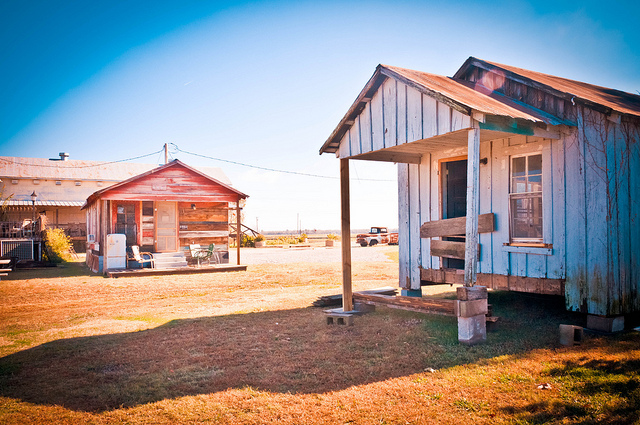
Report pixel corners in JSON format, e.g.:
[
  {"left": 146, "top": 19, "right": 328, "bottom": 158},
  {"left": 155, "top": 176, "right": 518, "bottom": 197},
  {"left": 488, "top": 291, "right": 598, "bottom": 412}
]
[{"left": 230, "top": 244, "right": 397, "bottom": 264}]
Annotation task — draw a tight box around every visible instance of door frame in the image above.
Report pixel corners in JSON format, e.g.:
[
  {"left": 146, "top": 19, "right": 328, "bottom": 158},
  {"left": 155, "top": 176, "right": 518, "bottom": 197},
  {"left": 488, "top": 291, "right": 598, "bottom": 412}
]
[
  {"left": 438, "top": 155, "right": 468, "bottom": 269},
  {"left": 154, "top": 201, "right": 178, "bottom": 252}
]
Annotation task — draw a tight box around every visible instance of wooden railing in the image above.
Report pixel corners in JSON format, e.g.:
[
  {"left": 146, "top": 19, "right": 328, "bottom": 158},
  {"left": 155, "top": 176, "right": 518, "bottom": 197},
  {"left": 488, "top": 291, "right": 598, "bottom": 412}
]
[
  {"left": 420, "top": 213, "right": 495, "bottom": 260},
  {"left": 0, "top": 220, "right": 40, "bottom": 239}
]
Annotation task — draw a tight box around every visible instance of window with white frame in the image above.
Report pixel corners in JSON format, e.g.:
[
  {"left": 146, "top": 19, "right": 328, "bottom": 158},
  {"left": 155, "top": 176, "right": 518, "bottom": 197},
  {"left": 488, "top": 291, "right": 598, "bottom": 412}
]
[{"left": 509, "top": 153, "right": 543, "bottom": 242}]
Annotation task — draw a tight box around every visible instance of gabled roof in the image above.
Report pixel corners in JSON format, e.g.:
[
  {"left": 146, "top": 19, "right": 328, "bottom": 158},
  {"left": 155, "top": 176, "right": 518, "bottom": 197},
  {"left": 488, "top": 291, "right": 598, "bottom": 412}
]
[
  {"left": 83, "top": 159, "right": 247, "bottom": 208},
  {"left": 455, "top": 57, "right": 640, "bottom": 118},
  {"left": 320, "top": 57, "right": 640, "bottom": 155}
]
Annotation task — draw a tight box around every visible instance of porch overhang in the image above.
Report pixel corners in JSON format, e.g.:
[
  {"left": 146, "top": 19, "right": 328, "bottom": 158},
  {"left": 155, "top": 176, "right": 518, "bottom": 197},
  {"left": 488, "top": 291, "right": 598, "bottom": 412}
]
[{"left": 340, "top": 119, "right": 565, "bottom": 165}]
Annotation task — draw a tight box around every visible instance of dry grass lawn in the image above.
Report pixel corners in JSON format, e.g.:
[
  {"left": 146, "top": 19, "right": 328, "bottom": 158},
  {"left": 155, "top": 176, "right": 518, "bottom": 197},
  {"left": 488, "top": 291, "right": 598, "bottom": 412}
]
[{"left": 1, "top": 255, "right": 639, "bottom": 424}]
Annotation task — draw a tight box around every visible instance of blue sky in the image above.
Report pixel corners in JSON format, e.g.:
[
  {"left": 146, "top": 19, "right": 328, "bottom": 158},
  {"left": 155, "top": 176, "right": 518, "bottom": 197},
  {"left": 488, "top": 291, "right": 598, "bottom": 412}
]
[{"left": 1, "top": 0, "right": 638, "bottom": 231}]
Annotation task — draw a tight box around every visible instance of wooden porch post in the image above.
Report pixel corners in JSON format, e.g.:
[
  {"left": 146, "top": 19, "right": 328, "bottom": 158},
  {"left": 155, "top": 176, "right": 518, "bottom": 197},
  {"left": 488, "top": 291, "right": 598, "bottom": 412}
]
[
  {"left": 464, "top": 121, "right": 480, "bottom": 286},
  {"left": 340, "top": 158, "right": 353, "bottom": 312},
  {"left": 236, "top": 201, "right": 241, "bottom": 265}
]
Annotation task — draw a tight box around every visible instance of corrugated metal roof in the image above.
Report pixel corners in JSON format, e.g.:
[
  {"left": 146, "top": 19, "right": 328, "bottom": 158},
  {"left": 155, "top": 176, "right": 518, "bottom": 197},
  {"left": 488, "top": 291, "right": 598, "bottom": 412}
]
[
  {"left": 0, "top": 156, "right": 232, "bottom": 185},
  {"left": 320, "top": 63, "right": 569, "bottom": 154},
  {"left": 320, "top": 58, "right": 640, "bottom": 155},
  {"left": 381, "top": 65, "right": 566, "bottom": 125},
  {"left": 458, "top": 57, "right": 640, "bottom": 118},
  {"left": 6, "top": 200, "right": 84, "bottom": 207}
]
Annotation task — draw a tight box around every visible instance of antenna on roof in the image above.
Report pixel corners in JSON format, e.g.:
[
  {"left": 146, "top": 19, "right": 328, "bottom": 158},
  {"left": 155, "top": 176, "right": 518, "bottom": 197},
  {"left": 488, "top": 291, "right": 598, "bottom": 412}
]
[{"left": 164, "top": 143, "right": 168, "bottom": 165}]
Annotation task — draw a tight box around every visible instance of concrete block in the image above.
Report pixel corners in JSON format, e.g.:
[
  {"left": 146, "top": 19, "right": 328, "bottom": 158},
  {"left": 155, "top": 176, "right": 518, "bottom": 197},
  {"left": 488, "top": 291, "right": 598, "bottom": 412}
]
[
  {"left": 587, "top": 315, "right": 624, "bottom": 333},
  {"left": 559, "top": 324, "right": 583, "bottom": 346},
  {"left": 456, "top": 286, "right": 488, "bottom": 301},
  {"left": 455, "top": 299, "right": 488, "bottom": 317},
  {"left": 401, "top": 289, "right": 423, "bottom": 297},
  {"left": 458, "top": 314, "right": 486, "bottom": 345},
  {"left": 326, "top": 314, "right": 354, "bottom": 326}
]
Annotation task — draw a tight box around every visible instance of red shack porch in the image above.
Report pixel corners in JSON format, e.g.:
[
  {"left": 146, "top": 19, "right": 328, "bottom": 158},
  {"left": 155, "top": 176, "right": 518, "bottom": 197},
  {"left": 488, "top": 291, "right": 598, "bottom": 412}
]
[{"left": 82, "top": 159, "right": 248, "bottom": 274}]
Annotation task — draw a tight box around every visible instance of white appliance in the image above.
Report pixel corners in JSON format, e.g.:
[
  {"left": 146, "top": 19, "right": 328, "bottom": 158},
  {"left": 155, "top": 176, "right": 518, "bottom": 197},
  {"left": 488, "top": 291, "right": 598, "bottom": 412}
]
[{"left": 105, "top": 234, "right": 126, "bottom": 269}]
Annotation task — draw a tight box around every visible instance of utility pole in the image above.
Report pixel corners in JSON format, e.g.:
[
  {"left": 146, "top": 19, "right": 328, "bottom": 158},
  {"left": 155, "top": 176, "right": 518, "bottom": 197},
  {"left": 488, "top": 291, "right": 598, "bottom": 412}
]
[{"left": 164, "top": 143, "right": 169, "bottom": 164}]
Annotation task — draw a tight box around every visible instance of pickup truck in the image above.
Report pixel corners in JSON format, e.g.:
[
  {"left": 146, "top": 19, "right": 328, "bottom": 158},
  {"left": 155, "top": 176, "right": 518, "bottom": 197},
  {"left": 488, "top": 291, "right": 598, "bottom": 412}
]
[{"left": 356, "top": 227, "right": 399, "bottom": 247}]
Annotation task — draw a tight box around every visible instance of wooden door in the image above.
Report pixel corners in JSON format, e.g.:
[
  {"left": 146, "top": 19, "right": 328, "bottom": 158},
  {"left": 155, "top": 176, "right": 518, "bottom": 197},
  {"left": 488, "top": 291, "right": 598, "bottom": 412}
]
[{"left": 156, "top": 201, "right": 177, "bottom": 252}]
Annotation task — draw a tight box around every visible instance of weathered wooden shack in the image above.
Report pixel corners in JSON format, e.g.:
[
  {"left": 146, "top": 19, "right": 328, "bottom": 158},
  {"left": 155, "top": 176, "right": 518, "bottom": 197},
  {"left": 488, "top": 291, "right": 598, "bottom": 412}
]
[
  {"left": 83, "top": 159, "right": 248, "bottom": 273},
  {"left": 320, "top": 57, "right": 640, "bottom": 330}
]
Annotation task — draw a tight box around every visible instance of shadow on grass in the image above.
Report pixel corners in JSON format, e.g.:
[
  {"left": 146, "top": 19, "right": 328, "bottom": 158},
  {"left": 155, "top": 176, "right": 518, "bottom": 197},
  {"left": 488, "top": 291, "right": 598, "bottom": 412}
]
[
  {"left": 8, "top": 260, "right": 95, "bottom": 280},
  {"left": 0, "top": 291, "right": 584, "bottom": 412},
  {"left": 501, "top": 356, "right": 640, "bottom": 424}
]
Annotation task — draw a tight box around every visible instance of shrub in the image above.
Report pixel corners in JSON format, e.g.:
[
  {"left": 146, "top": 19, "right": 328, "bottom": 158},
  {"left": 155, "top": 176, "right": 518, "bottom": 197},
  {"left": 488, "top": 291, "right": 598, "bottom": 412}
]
[
  {"left": 42, "top": 228, "right": 73, "bottom": 263},
  {"left": 298, "top": 233, "right": 307, "bottom": 243},
  {"left": 254, "top": 234, "right": 265, "bottom": 242},
  {"left": 240, "top": 234, "right": 255, "bottom": 247},
  {"left": 327, "top": 233, "right": 339, "bottom": 240}
]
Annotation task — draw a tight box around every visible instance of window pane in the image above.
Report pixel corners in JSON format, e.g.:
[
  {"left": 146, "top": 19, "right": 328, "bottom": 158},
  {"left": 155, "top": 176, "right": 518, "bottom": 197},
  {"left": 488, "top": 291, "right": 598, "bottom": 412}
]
[
  {"left": 512, "top": 177, "right": 527, "bottom": 193},
  {"left": 528, "top": 175, "right": 542, "bottom": 192},
  {"left": 510, "top": 195, "right": 543, "bottom": 240},
  {"left": 512, "top": 156, "right": 526, "bottom": 177},
  {"left": 528, "top": 154, "right": 542, "bottom": 175}
]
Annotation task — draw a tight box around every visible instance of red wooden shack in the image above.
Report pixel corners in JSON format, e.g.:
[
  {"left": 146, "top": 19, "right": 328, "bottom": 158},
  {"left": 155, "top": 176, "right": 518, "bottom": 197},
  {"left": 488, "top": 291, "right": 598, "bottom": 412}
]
[{"left": 82, "top": 159, "right": 248, "bottom": 273}]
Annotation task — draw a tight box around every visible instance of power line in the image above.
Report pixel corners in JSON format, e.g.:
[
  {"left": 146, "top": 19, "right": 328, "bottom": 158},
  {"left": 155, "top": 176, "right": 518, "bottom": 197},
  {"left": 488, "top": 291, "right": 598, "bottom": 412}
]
[
  {"left": 171, "top": 144, "right": 395, "bottom": 182},
  {"left": 0, "top": 148, "right": 165, "bottom": 168}
]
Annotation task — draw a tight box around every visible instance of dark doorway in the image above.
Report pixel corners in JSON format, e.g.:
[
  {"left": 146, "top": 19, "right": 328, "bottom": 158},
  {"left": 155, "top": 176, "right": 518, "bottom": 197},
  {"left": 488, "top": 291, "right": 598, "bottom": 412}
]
[
  {"left": 442, "top": 159, "right": 467, "bottom": 269},
  {"left": 115, "top": 204, "right": 137, "bottom": 246}
]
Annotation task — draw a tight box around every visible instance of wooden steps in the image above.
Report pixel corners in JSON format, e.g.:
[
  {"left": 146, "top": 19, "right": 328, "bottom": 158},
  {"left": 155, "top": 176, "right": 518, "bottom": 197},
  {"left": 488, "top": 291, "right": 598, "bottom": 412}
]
[{"left": 151, "top": 252, "right": 188, "bottom": 269}]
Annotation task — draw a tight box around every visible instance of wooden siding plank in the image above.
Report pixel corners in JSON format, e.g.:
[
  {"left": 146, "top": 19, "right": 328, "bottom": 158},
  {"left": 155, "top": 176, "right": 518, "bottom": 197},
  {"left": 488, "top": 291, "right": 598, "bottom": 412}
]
[
  {"left": 606, "top": 118, "right": 621, "bottom": 314},
  {"left": 338, "top": 131, "right": 350, "bottom": 158},
  {"left": 407, "top": 86, "right": 423, "bottom": 143},
  {"left": 383, "top": 78, "right": 397, "bottom": 148},
  {"left": 629, "top": 123, "right": 640, "bottom": 312},
  {"left": 437, "top": 101, "right": 451, "bottom": 136},
  {"left": 491, "top": 138, "right": 510, "bottom": 276},
  {"left": 371, "top": 88, "right": 385, "bottom": 152},
  {"left": 564, "top": 114, "right": 588, "bottom": 312},
  {"left": 422, "top": 95, "right": 438, "bottom": 139},
  {"left": 478, "top": 140, "right": 493, "bottom": 274},
  {"left": 583, "top": 108, "right": 609, "bottom": 315},
  {"left": 397, "top": 83, "right": 407, "bottom": 145},
  {"left": 409, "top": 163, "right": 421, "bottom": 290},
  {"left": 419, "top": 155, "right": 432, "bottom": 271},
  {"left": 548, "top": 137, "right": 566, "bottom": 279},
  {"left": 451, "top": 109, "right": 471, "bottom": 132},
  {"left": 420, "top": 213, "right": 495, "bottom": 238},
  {"left": 614, "top": 122, "right": 630, "bottom": 313},
  {"left": 350, "top": 117, "right": 361, "bottom": 156},
  {"left": 361, "top": 101, "right": 373, "bottom": 154},
  {"left": 398, "top": 163, "right": 411, "bottom": 289}
]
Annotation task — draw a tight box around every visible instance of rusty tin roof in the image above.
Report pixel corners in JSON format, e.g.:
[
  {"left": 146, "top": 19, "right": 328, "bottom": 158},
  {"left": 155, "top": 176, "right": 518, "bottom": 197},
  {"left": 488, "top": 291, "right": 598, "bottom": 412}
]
[{"left": 321, "top": 57, "right": 640, "bottom": 154}]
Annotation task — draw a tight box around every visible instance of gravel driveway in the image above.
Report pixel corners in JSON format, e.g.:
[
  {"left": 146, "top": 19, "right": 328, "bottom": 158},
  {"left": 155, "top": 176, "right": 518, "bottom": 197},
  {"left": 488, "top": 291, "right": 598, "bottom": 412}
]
[{"left": 229, "top": 244, "right": 398, "bottom": 264}]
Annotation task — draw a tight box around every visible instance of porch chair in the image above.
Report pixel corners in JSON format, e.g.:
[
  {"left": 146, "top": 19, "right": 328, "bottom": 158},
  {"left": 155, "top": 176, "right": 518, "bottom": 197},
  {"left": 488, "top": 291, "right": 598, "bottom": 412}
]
[
  {"left": 189, "top": 244, "right": 220, "bottom": 266},
  {"left": 128, "top": 245, "right": 155, "bottom": 269}
]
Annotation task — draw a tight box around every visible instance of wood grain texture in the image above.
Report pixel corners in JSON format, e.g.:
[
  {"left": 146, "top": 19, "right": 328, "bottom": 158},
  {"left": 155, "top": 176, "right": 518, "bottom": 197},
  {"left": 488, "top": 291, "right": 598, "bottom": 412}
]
[
  {"left": 420, "top": 213, "right": 495, "bottom": 238},
  {"left": 340, "top": 159, "right": 353, "bottom": 311}
]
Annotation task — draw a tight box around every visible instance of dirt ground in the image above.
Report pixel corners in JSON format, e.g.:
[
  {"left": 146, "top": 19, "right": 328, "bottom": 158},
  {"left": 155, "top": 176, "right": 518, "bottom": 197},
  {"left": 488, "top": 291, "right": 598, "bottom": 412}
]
[{"left": 1, "top": 249, "right": 639, "bottom": 424}]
